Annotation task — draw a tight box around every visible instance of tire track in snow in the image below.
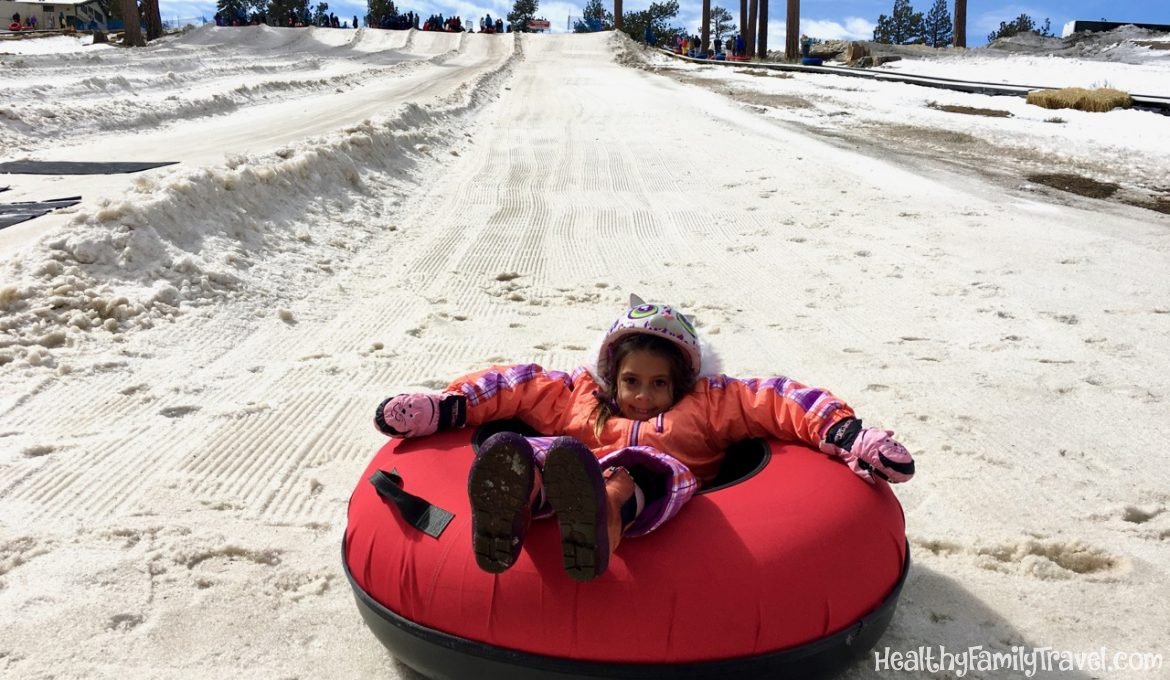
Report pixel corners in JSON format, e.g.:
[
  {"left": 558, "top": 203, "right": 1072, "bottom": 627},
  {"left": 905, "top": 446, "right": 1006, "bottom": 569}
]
[
  {"left": 548, "top": 203, "right": 605, "bottom": 287},
  {"left": 179, "top": 386, "right": 336, "bottom": 515},
  {"left": 0, "top": 425, "right": 162, "bottom": 523}
]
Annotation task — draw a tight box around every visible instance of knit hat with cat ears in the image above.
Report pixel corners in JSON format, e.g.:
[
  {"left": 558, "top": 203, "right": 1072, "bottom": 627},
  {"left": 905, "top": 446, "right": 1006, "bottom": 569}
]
[{"left": 594, "top": 294, "right": 713, "bottom": 384}]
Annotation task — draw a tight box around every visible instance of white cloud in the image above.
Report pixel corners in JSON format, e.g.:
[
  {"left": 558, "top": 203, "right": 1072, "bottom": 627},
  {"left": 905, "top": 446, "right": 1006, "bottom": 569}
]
[
  {"left": 158, "top": 0, "right": 216, "bottom": 22},
  {"left": 662, "top": 6, "right": 876, "bottom": 42},
  {"left": 756, "top": 15, "right": 873, "bottom": 43},
  {"left": 803, "top": 16, "right": 874, "bottom": 39},
  {"left": 537, "top": 1, "right": 582, "bottom": 30}
]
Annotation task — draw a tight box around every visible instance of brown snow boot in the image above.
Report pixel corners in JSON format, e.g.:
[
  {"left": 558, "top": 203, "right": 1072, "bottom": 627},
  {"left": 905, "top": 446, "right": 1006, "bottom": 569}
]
[
  {"left": 545, "top": 438, "right": 641, "bottom": 582},
  {"left": 468, "top": 432, "right": 543, "bottom": 574}
]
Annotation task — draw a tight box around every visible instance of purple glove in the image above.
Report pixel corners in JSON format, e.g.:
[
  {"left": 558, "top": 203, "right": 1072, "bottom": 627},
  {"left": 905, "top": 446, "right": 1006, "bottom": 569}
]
[
  {"left": 374, "top": 393, "right": 466, "bottom": 438},
  {"left": 821, "top": 421, "right": 915, "bottom": 484}
]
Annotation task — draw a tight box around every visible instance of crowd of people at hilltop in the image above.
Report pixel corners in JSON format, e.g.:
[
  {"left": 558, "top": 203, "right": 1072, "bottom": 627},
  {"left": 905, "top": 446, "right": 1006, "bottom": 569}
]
[
  {"left": 667, "top": 33, "right": 748, "bottom": 59},
  {"left": 214, "top": 10, "right": 359, "bottom": 28},
  {"left": 372, "top": 11, "right": 508, "bottom": 32}
]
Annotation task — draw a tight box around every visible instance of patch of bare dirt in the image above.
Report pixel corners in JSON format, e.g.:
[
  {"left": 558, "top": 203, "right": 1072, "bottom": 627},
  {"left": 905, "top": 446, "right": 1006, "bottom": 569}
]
[
  {"left": 628, "top": 53, "right": 1170, "bottom": 218},
  {"left": 734, "top": 92, "right": 815, "bottom": 109},
  {"left": 673, "top": 73, "right": 814, "bottom": 109},
  {"left": 736, "top": 68, "right": 792, "bottom": 78},
  {"left": 1027, "top": 173, "right": 1120, "bottom": 199},
  {"left": 928, "top": 102, "right": 1013, "bottom": 118},
  {"left": 1139, "top": 197, "right": 1170, "bottom": 214},
  {"left": 878, "top": 124, "right": 980, "bottom": 147},
  {"left": 837, "top": 120, "right": 1166, "bottom": 215}
]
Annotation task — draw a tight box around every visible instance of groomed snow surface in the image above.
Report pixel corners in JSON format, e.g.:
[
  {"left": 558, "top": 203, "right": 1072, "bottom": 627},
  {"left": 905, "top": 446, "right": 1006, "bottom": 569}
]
[{"left": 1, "top": 24, "right": 1169, "bottom": 679}]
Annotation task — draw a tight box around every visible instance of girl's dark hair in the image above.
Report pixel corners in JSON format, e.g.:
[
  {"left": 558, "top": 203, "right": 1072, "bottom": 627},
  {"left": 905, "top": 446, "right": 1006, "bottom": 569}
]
[{"left": 592, "top": 334, "right": 696, "bottom": 435}]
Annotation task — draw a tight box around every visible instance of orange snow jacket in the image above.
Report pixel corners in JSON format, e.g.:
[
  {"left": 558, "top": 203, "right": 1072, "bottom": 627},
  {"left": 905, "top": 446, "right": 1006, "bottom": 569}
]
[{"left": 446, "top": 364, "right": 855, "bottom": 485}]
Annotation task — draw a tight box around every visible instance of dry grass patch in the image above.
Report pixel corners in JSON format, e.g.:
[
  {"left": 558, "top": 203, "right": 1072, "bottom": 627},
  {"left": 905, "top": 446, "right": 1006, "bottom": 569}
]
[
  {"left": 928, "top": 102, "right": 1013, "bottom": 118},
  {"left": 1028, "top": 173, "right": 1120, "bottom": 199},
  {"left": 1026, "top": 87, "right": 1133, "bottom": 112}
]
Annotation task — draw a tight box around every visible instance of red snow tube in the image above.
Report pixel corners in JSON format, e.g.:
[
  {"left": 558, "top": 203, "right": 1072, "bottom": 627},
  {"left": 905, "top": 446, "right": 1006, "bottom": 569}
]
[{"left": 344, "top": 421, "right": 908, "bottom": 679}]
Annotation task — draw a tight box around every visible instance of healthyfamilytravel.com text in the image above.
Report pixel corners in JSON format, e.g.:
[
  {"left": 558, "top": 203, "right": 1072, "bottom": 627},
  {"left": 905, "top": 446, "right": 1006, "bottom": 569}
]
[{"left": 874, "top": 645, "right": 1164, "bottom": 677}]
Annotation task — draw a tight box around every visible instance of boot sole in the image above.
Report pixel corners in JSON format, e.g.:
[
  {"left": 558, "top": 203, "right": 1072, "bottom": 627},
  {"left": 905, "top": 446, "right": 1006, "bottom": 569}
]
[
  {"left": 468, "top": 438, "right": 533, "bottom": 574},
  {"left": 543, "top": 439, "right": 608, "bottom": 582}
]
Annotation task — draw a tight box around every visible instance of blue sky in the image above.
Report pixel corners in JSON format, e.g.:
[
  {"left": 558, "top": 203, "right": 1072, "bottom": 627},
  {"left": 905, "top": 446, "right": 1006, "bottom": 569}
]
[{"left": 159, "top": 0, "right": 1167, "bottom": 46}]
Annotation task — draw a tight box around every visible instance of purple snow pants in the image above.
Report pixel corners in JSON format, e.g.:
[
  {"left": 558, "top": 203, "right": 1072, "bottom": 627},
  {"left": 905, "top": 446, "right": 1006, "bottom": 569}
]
[{"left": 526, "top": 436, "right": 699, "bottom": 537}]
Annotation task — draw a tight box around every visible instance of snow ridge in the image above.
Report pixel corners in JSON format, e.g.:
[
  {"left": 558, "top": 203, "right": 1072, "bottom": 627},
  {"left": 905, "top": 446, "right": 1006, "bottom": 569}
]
[{"left": 0, "top": 35, "right": 521, "bottom": 370}]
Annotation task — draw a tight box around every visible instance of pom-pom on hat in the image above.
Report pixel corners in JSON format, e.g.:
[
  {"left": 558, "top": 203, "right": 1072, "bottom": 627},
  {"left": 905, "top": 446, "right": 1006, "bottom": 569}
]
[{"left": 596, "top": 294, "right": 703, "bottom": 382}]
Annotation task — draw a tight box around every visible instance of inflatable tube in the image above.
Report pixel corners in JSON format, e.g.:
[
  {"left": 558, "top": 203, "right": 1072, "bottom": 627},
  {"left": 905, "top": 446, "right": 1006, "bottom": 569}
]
[{"left": 345, "top": 421, "right": 908, "bottom": 679}]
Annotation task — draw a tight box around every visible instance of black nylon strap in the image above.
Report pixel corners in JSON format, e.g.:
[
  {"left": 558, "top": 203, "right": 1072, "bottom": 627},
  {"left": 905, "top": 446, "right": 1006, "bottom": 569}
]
[{"left": 368, "top": 469, "right": 454, "bottom": 539}]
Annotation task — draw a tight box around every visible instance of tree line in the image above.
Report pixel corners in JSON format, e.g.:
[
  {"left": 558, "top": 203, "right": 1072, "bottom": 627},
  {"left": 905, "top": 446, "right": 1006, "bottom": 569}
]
[
  {"left": 574, "top": 0, "right": 1050, "bottom": 57},
  {"left": 123, "top": 0, "right": 1054, "bottom": 55},
  {"left": 872, "top": 0, "right": 1051, "bottom": 47},
  {"left": 213, "top": 0, "right": 543, "bottom": 32},
  {"left": 574, "top": 0, "right": 744, "bottom": 52}
]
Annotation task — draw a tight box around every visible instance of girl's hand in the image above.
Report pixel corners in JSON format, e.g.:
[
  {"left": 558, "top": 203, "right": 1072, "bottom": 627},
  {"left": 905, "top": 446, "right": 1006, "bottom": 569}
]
[
  {"left": 847, "top": 429, "right": 915, "bottom": 483},
  {"left": 374, "top": 392, "right": 467, "bottom": 439},
  {"left": 821, "top": 427, "right": 915, "bottom": 484},
  {"left": 375, "top": 394, "right": 441, "bottom": 438}
]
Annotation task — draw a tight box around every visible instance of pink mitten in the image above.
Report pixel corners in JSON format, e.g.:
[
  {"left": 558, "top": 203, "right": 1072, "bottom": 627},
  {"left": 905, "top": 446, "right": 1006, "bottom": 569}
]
[
  {"left": 822, "top": 427, "right": 915, "bottom": 484},
  {"left": 374, "top": 394, "right": 441, "bottom": 438}
]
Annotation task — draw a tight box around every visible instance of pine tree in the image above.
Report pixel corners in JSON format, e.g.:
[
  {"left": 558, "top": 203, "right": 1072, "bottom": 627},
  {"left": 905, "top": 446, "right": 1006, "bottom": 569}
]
[
  {"left": 619, "top": 0, "right": 681, "bottom": 45},
  {"left": 575, "top": 0, "right": 612, "bottom": 31},
  {"left": 366, "top": 0, "right": 397, "bottom": 24},
  {"left": 987, "top": 13, "right": 1052, "bottom": 42},
  {"left": 709, "top": 6, "right": 735, "bottom": 45},
  {"left": 507, "top": 0, "right": 539, "bottom": 31},
  {"left": 120, "top": 0, "right": 144, "bottom": 45},
  {"left": 872, "top": 0, "right": 924, "bottom": 44},
  {"left": 214, "top": 0, "right": 265, "bottom": 23},
  {"left": 216, "top": 0, "right": 249, "bottom": 22},
  {"left": 921, "top": 0, "right": 952, "bottom": 47},
  {"left": 953, "top": 0, "right": 966, "bottom": 46},
  {"left": 143, "top": 0, "right": 162, "bottom": 37},
  {"left": 268, "top": 0, "right": 310, "bottom": 24},
  {"left": 312, "top": 1, "right": 328, "bottom": 24}
]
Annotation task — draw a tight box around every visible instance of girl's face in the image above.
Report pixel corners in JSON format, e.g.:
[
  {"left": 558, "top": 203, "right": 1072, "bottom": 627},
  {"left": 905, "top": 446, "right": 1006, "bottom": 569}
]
[{"left": 615, "top": 350, "right": 675, "bottom": 420}]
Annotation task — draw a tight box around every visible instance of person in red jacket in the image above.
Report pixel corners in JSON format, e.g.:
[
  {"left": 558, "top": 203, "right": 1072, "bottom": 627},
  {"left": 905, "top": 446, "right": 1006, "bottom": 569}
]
[{"left": 375, "top": 295, "right": 914, "bottom": 581}]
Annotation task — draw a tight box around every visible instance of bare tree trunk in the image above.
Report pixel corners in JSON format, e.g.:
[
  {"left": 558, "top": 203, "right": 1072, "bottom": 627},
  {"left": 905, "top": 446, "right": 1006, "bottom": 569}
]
[
  {"left": 746, "top": 0, "right": 757, "bottom": 57},
  {"left": 614, "top": 0, "right": 622, "bottom": 29},
  {"left": 120, "top": 0, "right": 145, "bottom": 47},
  {"left": 756, "top": 0, "right": 768, "bottom": 59},
  {"left": 739, "top": 0, "right": 747, "bottom": 47},
  {"left": 144, "top": 0, "right": 162, "bottom": 40},
  {"left": 785, "top": 0, "right": 799, "bottom": 61},
  {"left": 701, "top": 0, "right": 710, "bottom": 54},
  {"left": 953, "top": 0, "right": 966, "bottom": 47}
]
